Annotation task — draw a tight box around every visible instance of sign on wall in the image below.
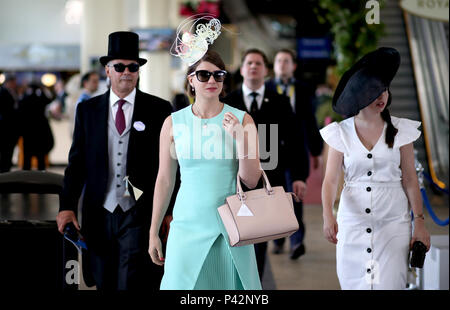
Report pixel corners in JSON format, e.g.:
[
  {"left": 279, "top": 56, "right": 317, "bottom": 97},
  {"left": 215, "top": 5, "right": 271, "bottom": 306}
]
[
  {"left": 131, "top": 28, "right": 176, "bottom": 52},
  {"left": 400, "top": 0, "right": 449, "bottom": 22},
  {"left": 0, "top": 44, "right": 80, "bottom": 70},
  {"left": 297, "top": 37, "right": 332, "bottom": 60}
]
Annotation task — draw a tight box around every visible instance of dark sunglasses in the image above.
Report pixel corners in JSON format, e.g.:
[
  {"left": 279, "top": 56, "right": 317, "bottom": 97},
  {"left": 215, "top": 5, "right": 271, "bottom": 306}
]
[
  {"left": 189, "top": 70, "right": 227, "bottom": 82},
  {"left": 108, "top": 63, "right": 140, "bottom": 73}
]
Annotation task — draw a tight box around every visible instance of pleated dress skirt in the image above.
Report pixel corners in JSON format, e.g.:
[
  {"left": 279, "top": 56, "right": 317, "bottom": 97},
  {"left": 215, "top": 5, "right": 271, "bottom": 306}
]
[{"left": 193, "top": 235, "right": 244, "bottom": 290}]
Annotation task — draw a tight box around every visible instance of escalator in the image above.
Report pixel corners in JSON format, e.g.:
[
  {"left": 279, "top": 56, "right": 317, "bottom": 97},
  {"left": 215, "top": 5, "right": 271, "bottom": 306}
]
[{"left": 380, "top": 1, "right": 449, "bottom": 190}]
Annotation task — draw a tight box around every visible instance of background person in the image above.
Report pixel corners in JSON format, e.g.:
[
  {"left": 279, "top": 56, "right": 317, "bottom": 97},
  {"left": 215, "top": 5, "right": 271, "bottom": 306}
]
[
  {"left": 0, "top": 73, "right": 20, "bottom": 172},
  {"left": 266, "top": 48, "right": 323, "bottom": 258},
  {"left": 19, "top": 81, "right": 54, "bottom": 170},
  {"left": 76, "top": 71, "right": 100, "bottom": 105}
]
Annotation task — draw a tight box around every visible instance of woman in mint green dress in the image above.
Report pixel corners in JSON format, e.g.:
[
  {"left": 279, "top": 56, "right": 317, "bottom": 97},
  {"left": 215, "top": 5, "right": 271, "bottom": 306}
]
[{"left": 148, "top": 50, "right": 262, "bottom": 290}]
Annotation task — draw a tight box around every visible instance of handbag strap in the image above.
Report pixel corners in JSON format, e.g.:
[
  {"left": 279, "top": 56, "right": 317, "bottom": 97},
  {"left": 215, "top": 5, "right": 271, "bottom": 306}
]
[{"left": 236, "top": 170, "right": 273, "bottom": 201}]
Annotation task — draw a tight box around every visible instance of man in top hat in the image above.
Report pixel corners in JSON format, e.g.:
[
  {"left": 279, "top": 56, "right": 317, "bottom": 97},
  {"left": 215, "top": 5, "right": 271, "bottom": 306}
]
[{"left": 56, "top": 31, "right": 173, "bottom": 290}]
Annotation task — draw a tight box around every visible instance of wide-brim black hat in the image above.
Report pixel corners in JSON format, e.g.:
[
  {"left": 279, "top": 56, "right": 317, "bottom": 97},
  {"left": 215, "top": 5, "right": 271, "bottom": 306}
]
[
  {"left": 99, "top": 31, "right": 147, "bottom": 66},
  {"left": 332, "top": 47, "right": 400, "bottom": 116}
]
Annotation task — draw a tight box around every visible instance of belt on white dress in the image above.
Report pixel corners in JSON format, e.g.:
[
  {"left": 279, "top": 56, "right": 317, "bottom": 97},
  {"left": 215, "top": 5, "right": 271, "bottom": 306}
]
[{"left": 344, "top": 181, "right": 403, "bottom": 188}]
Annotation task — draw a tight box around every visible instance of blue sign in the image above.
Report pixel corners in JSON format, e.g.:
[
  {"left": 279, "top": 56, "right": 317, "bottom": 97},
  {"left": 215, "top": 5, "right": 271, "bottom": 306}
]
[{"left": 297, "top": 37, "right": 331, "bottom": 59}]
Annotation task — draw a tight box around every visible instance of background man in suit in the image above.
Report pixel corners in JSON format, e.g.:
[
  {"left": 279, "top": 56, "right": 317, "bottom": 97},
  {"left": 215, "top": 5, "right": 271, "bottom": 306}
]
[
  {"left": 0, "top": 73, "right": 19, "bottom": 173},
  {"left": 76, "top": 71, "right": 100, "bottom": 105},
  {"left": 266, "top": 49, "right": 324, "bottom": 258},
  {"left": 56, "top": 31, "right": 173, "bottom": 290},
  {"left": 19, "top": 81, "right": 54, "bottom": 170},
  {"left": 223, "top": 49, "right": 309, "bottom": 279}
]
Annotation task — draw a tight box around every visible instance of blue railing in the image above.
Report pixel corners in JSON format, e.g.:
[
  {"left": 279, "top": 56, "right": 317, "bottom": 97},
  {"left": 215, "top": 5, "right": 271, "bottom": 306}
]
[{"left": 415, "top": 156, "right": 449, "bottom": 226}]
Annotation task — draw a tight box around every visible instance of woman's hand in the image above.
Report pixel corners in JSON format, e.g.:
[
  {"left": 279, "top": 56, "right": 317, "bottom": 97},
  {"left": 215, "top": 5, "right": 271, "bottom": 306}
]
[
  {"left": 323, "top": 214, "right": 338, "bottom": 244},
  {"left": 293, "top": 180, "right": 307, "bottom": 201},
  {"left": 411, "top": 220, "right": 431, "bottom": 251},
  {"left": 148, "top": 234, "right": 165, "bottom": 266},
  {"left": 222, "top": 112, "right": 243, "bottom": 141}
]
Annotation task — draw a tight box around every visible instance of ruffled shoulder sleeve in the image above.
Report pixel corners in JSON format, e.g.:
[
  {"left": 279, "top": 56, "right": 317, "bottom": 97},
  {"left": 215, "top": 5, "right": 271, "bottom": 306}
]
[
  {"left": 319, "top": 122, "right": 346, "bottom": 153},
  {"left": 391, "top": 116, "right": 421, "bottom": 148}
]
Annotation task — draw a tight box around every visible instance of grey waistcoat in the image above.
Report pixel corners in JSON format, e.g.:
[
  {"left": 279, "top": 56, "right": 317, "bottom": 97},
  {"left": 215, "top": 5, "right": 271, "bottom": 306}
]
[{"left": 103, "top": 107, "right": 135, "bottom": 213}]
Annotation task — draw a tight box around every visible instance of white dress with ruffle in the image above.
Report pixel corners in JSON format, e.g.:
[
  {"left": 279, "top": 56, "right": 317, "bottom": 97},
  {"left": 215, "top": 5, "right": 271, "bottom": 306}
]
[{"left": 320, "top": 116, "right": 421, "bottom": 290}]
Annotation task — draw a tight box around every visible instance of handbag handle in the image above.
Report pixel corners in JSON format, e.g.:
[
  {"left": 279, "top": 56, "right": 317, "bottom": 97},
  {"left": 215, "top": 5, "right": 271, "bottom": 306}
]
[{"left": 236, "top": 170, "right": 273, "bottom": 201}]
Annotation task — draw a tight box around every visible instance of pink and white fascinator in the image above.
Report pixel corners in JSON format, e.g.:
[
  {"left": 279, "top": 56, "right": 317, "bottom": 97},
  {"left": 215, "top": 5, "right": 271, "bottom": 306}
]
[{"left": 170, "top": 14, "right": 222, "bottom": 66}]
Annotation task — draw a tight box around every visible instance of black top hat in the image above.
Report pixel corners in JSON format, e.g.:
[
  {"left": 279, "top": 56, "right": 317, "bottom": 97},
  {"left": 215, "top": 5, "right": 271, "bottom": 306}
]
[
  {"left": 332, "top": 47, "right": 400, "bottom": 116},
  {"left": 99, "top": 31, "right": 147, "bottom": 66}
]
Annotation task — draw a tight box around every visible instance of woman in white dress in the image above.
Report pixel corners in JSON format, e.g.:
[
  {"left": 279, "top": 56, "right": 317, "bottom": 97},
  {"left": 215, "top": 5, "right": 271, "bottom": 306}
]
[{"left": 320, "top": 47, "right": 430, "bottom": 290}]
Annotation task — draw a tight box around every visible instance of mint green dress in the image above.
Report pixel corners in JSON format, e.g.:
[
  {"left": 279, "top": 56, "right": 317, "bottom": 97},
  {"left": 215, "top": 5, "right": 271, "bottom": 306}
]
[{"left": 160, "top": 103, "right": 262, "bottom": 290}]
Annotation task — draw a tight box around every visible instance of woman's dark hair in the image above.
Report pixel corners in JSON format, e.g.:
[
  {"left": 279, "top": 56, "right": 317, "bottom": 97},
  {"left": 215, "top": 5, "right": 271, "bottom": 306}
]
[
  {"left": 381, "top": 89, "right": 398, "bottom": 148},
  {"left": 186, "top": 49, "right": 226, "bottom": 98}
]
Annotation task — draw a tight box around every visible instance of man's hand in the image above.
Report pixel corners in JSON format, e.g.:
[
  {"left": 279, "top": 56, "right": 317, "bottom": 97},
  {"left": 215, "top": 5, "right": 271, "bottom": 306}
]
[
  {"left": 292, "top": 180, "right": 307, "bottom": 201},
  {"left": 56, "top": 210, "right": 80, "bottom": 234}
]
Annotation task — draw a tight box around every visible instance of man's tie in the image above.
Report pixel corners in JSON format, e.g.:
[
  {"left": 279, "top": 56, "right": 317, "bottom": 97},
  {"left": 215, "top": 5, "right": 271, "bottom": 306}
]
[
  {"left": 115, "top": 99, "right": 126, "bottom": 135},
  {"left": 250, "top": 92, "right": 259, "bottom": 114}
]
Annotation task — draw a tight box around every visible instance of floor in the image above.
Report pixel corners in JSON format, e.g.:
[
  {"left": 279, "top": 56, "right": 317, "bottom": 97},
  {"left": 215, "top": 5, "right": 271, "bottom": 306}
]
[
  {"left": 264, "top": 201, "right": 449, "bottom": 290},
  {"left": 1, "top": 168, "right": 447, "bottom": 290}
]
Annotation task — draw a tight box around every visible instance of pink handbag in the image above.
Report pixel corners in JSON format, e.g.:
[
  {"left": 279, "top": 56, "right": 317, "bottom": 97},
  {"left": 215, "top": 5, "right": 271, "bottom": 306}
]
[{"left": 218, "top": 171, "right": 299, "bottom": 247}]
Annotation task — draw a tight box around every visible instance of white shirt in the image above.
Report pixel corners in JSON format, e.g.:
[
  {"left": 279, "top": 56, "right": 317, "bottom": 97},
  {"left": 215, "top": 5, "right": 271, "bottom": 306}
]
[
  {"left": 109, "top": 88, "right": 136, "bottom": 127},
  {"left": 242, "top": 83, "right": 265, "bottom": 111}
]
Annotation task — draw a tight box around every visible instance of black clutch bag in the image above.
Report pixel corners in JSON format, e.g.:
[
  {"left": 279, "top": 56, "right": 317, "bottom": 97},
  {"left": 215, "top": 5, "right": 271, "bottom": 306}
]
[{"left": 410, "top": 241, "right": 427, "bottom": 268}]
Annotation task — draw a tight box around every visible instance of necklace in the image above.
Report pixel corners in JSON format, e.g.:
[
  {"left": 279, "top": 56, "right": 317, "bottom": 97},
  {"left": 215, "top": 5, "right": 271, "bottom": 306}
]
[
  {"left": 195, "top": 103, "right": 224, "bottom": 129},
  {"left": 194, "top": 104, "right": 208, "bottom": 129}
]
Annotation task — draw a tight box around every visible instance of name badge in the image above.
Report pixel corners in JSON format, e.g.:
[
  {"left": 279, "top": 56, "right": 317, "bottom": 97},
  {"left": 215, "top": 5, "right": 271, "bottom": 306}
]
[{"left": 133, "top": 121, "right": 146, "bottom": 131}]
